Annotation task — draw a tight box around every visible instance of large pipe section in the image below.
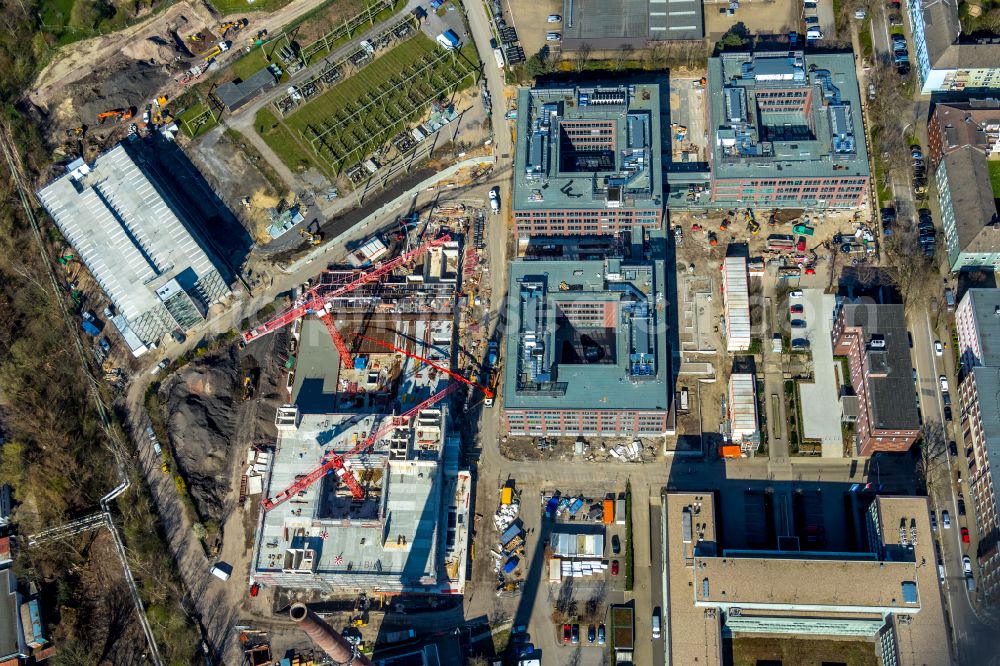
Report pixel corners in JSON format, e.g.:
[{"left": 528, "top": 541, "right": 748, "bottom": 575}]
[{"left": 290, "top": 603, "right": 375, "bottom": 666}]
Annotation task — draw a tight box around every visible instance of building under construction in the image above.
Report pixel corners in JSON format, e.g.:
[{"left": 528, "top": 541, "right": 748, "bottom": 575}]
[{"left": 251, "top": 254, "right": 471, "bottom": 594}]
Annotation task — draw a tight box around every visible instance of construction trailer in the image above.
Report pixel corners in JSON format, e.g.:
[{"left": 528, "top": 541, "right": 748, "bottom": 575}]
[{"left": 722, "top": 256, "right": 751, "bottom": 352}]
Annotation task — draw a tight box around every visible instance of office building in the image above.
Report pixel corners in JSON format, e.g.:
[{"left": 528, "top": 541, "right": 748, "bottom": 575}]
[
  {"left": 663, "top": 492, "right": 951, "bottom": 666},
  {"left": 831, "top": 302, "right": 920, "bottom": 456},
  {"left": 502, "top": 256, "right": 672, "bottom": 437},
  {"left": 560, "top": 0, "right": 703, "bottom": 49},
  {"left": 955, "top": 288, "right": 1000, "bottom": 602},
  {"left": 906, "top": 0, "right": 1000, "bottom": 93},
  {"left": 707, "top": 51, "right": 870, "bottom": 209},
  {"left": 512, "top": 84, "right": 664, "bottom": 236},
  {"left": 37, "top": 142, "right": 231, "bottom": 356}
]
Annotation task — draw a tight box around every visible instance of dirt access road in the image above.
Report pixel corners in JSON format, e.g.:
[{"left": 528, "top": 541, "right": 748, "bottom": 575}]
[{"left": 30, "top": 0, "right": 331, "bottom": 110}]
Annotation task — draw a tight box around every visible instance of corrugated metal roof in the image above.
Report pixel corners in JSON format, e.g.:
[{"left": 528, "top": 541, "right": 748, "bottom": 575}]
[
  {"left": 728, "top": 373, "right": 757, "bottom": 440},
  {"left": 723, "top": 257, "right": 751, "bottom": 351}
]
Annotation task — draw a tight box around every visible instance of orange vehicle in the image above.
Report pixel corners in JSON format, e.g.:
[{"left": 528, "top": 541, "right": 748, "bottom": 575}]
[
  {"left": 603, "top": 497, "right": 614, "bottom": 524},
  {"left": 97, "top": 108, "right": 134, "bottom": 124},
  {"left": 720, "top": 445, "right": 742, "bottom": 459}
]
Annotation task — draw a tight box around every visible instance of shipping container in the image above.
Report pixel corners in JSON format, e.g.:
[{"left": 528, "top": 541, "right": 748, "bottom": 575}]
[
  {"left": 616, "top": 498, "right": 626, "bottom": 525},
  {"left": 493, "top": 47, "right": 505, "bottom": 70},
  {"left": 720, "top": 444, "right": 743, "bottom": 458},
  {"left": 501, "top": 487, "right": 513, "bottom": 505},
  {"left": 603, "top": 498, "right": 614, "bottom": 524}
]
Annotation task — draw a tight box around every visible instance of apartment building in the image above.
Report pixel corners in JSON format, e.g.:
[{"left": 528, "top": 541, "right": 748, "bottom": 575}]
[
  {"left": 955, "top": 288, "right": 1000, "bottom": 603},
  {"left": 927, "top": 101, "right": 1000, "bottom": 168},
  {"left": 706, "top": 51, "right": 870, "bottom": 209},
  {"left": 511, "top": 84, "right": 664, "bottom": 236},
  {"left": 831, "top": 302, "right": 920, "bottom": 456},
  {"left": 906, "top": 0, "right": 1000, "bottom": 93}
]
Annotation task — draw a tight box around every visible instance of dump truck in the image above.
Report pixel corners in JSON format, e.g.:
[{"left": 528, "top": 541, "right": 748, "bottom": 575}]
[{"left": 202, "top": 41, "right": 230, "bottom": 62}]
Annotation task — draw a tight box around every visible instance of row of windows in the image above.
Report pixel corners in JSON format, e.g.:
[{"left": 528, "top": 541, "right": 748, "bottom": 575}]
[
  {"left": 517, "top": 210, "right": 660, "bottom": 218},
  {"left": 723, "top": 178, "right": 867, "bottom": 187}
]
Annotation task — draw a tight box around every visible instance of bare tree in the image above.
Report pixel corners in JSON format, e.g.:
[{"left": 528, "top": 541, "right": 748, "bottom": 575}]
[
  {"left": 917, "top": 421, "right": 949, "bottom": 486},
  {"left": 614, "top": 43, "right": 634, "bottom": 71},
  {"left": 573, "top": 43, "right": 592, "bottom": 73}
]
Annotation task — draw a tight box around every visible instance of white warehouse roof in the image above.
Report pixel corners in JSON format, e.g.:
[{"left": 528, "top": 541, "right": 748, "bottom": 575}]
[
  {"left": 723, "top": 257, "right": 751, "bottom": 352},
  {"left": 728, "top": 372, "right": 758, "bottom": 442},
  {"left": 37, "top": 142, "right": 230, "bottom": 350}
]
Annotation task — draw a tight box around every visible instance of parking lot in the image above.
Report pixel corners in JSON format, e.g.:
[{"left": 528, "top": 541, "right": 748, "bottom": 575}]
[
  {"left": 703, "top": 0, "right": 802, "bottom": 40},
  {"left": 505, "top": 0, "right": 562, "bottom": 59}
]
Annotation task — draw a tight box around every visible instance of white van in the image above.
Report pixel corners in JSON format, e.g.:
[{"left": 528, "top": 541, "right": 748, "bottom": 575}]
[
  {"left": 210, "top": 564, "right": 231, "bottom": 581},
  {"left": 806, "top": 28, "right": 823, "bottom": 40},
  {"left": 652, "top": 607, "right": 662, "bottom": 639},
  {"left": 938, "top": 564, "right": 945, "bottom": 582}
]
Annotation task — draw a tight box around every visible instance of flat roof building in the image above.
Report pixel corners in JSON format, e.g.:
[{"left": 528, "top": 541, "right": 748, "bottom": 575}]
[
  {"left": 955, "top": 288, "right": 1000, "bottom": 603},
  {"left": 560, "top": 0, "right": 703, "bottom": 49},
  {"left": 37, "top": 142, "right": 231, "bottom": 356},
  {"left": 512, "top": 84, "right": 664, "bottom": 237},
  {"left": 933, "top": 145, "right": 1000, "bottom": 271},
  {"left": 727, "top": 373, "right": 758, "bottom": 452},
  {"left": 707, "top": 51, "right": 870, "bottom": 209},
  {"left": 502, "top": 255, "right": 672, "bottom": 437},
  {"left": 215, "top": 67, "right": 278, "bottom": 111},
  {"left": 663, "top": 492, "right": 951, "bottom": 666},
  {"left": 252, "top": 299, "right": 470, "bottom": 594},
  {"left": 722, "top": 257, "right": 750, "bottom": 351},
  {"left": 832, "top": 302, "right": 920, "bottom": 456},
  {"left": 906, "top": 0, "right": 1000, "bottom": 93}
]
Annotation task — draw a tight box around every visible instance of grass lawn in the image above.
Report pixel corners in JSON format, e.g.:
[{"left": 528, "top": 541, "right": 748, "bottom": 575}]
[
  {"left": 988, "top": 160, "right": 1000, "bottom": 198},
  {"left": 208, "top": 0, "right": 292, "bottom": 12},
  {"left": 283, "top": 35, "right": 438, "bottom": 133},
  {"left": 177, "top": 102, "right": 218, "bottom": 138},
  {"left": 859, "top": 20, "right": 874, "bottom": 59},
  {"left": 230, "top": 47, "right": 272, "bottom": 82},
  {"left": 255, "top": 108, "right": 322, "bottom": 174},
  {"left": 728, "top": 636, "right": 878, "bottom": 666}
]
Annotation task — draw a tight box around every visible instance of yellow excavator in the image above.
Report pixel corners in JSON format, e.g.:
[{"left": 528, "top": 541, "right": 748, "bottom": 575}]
[{"left": 299, "top": 229, "right": 322, "bottom": 246}]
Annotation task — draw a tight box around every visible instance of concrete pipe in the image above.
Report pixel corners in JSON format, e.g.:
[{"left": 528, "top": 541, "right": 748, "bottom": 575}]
[{"left": 289, "top": 602, "right": 374, "bottom": 666}]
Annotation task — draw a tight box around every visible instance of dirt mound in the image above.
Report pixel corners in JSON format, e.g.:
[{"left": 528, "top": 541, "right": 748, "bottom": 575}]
[
  {"left": 122, "top": 37, "right": 180, "bottom": 63},
  {"left": 69, "top": 59, "right": 174, "bottom": 126},
  {"left": 166, "top": 349, "right": 240, "bottom": 521}
]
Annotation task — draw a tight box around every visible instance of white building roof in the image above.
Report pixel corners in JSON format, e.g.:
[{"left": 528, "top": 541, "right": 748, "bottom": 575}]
[
  {"left": 37, "top": 142, "right": 228, "bottom": 338},
  {"left": 723, "top": 257, "right": 751, "bottom": 351},
  {"left": 728, "top": 372, "right": 758, "bottom": 441}
]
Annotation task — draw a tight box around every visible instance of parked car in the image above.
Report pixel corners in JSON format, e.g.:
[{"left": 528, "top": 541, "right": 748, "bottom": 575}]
[
  {"left": 805, "top": 15, "right": 820, "bottom": 24},
  {"left": 588, "top": 625, "right": 596, "bottom": 644},
  {"left": 940, "top": 375, "right": 950, "bottom": 393},
  {"left": 790, "top": 290, "right": 803, "bottom": 298},
  {"left": 934, "top": 340, "right": 944, "bottom": 356},
  {"left": 944, "top": 405, "right": 953, "bottom": 421},
  {"left": 949, "top": 441, "right": 959, "bottom": 457},
  {"left": 942, "top": 510, "right": 951, "bottom": 528},
  {"left": 959, "top": 498, "right": 967, "bottom": 516},
  {"left": 546, "top": 32, "right": 561, "bottom": 41},
  {"left": 962, "top": 527, "right": 970, "bottom": 544},
  {"left": 612, "top": 560, "right": 620, "bottom": 576},
  {"left": 930, "top": 511, "right": 938, "bottom": 532},
  {"left": 563, "top": 624, "right": 571, "bottom": 643},
  {"left": 963, "top": 555, "right": 973, "bottom": 575},
  {"left": 612, "top": 534, "right": 621, "bottom": 554},
  {"left": 547, "top": 14, "right": 561, "bottom": 21},
  {"left": 598, "top": 624, "right": 606, "bottom": 645},
  {"left": 571, "top": 624, "right": 580, "bottom": 644},
  {"left": 790, "top": 304, "right": 804, "bottom": 314},
  {"left": 791, "top": 338, "right": 810, "bottom": 350},
  {"left": 791, "top": 319, "right": 807, "bottom": 329},
  {"left": 911, "top": 146, "right": 924, "bottom": 159}
]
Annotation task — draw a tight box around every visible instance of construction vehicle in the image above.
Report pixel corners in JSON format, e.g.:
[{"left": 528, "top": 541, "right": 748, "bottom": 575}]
[
  {"left": 202, "top": 41, "right": 230, "bottom": 62},
  {"left": 242, "top": 371, "right": 257, "bottom": 400},
  {"left": 219, "top": 18, "right": 249, "bottom": 36},
  {"left": 65, "top": 126, "right": 85, "bottom": 138},
  {"left": 792, "top": 223, "right": 815, "bottom": 236},
  {"left": 97, "top": 108, "right": 134, "bottom": 124},
  {"left": 299, "top": 229, "right": 322, "bottom": 245},
  {"left": 708, "top": 231, "right": 718, "bottom": 246}
]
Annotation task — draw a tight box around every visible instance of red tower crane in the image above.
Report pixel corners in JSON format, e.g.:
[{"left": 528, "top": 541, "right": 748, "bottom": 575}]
[
  {"left": 261, "top": 382, "right": 460, "bottom": 511},
  {"left": 242, "top": 234, "right": 453, "bottom": 344},
  {"left": 354, "top": 333, "right": 494, "bottom": 398}
]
